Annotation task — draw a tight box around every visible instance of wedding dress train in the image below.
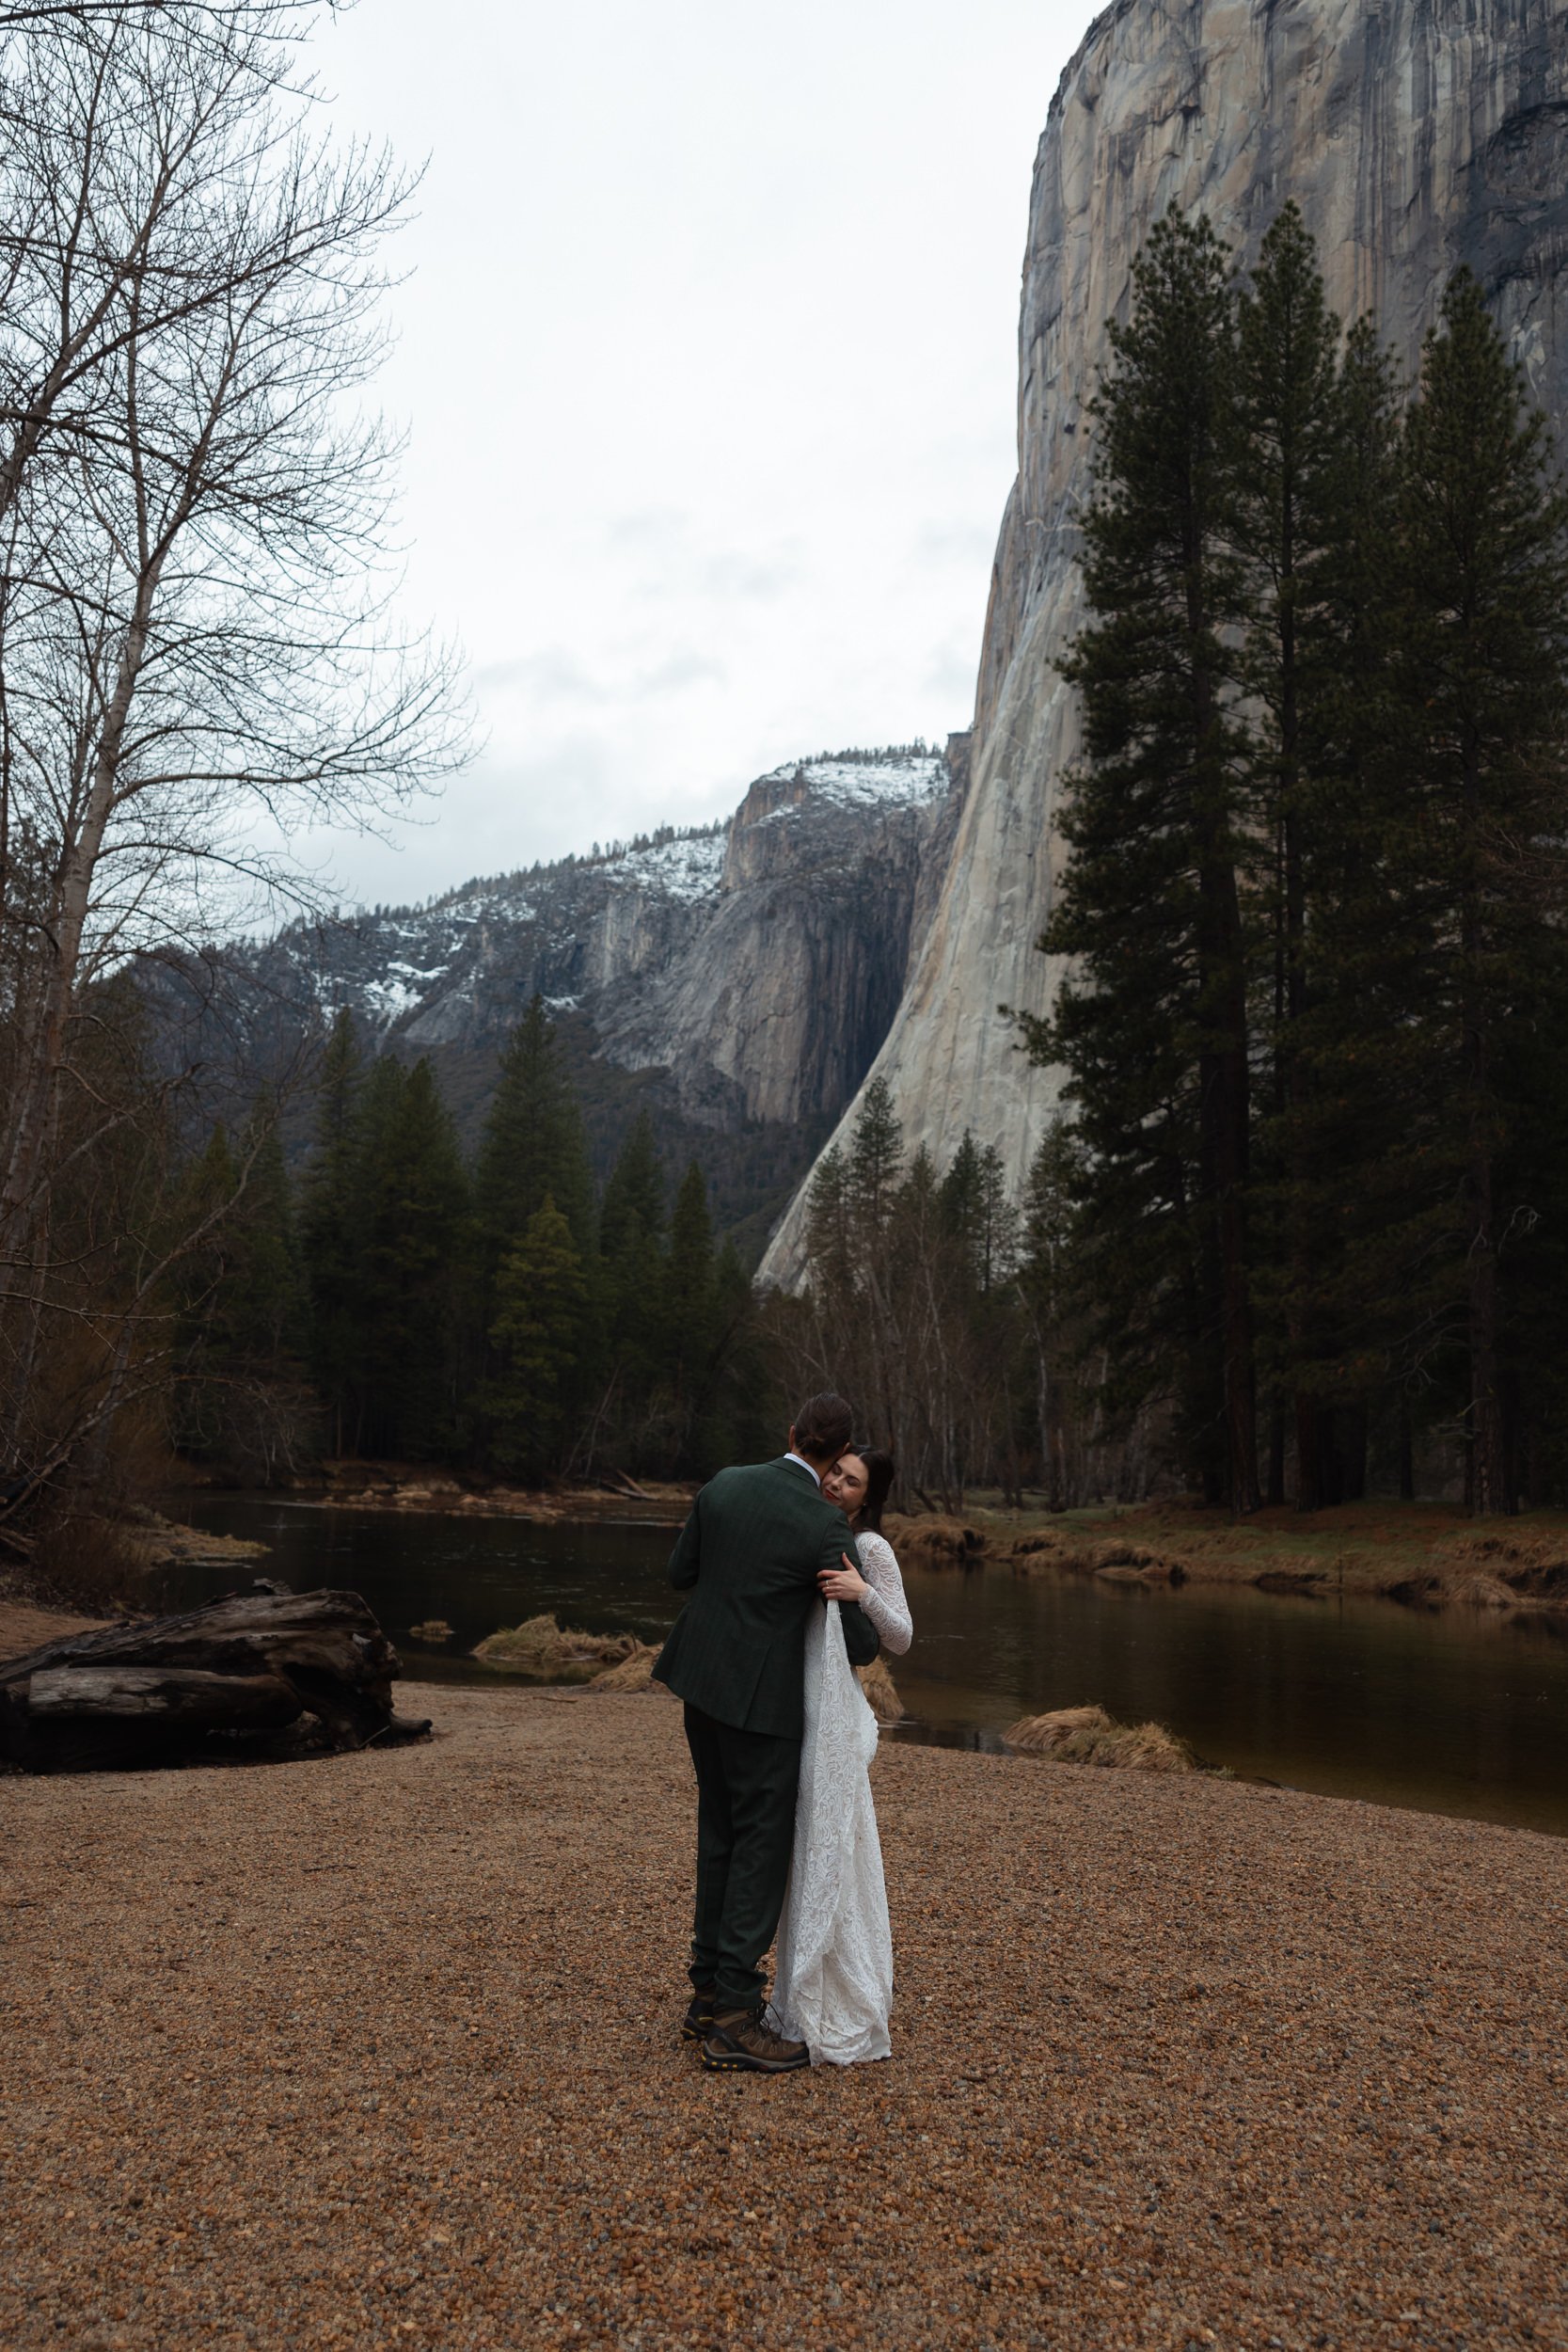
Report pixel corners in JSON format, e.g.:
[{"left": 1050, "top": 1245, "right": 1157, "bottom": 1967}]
[{"left": 771, "top": 1597, "right": 894, "bottom": 2066}]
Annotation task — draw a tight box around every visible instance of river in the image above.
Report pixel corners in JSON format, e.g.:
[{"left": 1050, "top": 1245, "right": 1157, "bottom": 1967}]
[{"left": 157, "top": 1495, "right": 1568, "bottom": 1836}]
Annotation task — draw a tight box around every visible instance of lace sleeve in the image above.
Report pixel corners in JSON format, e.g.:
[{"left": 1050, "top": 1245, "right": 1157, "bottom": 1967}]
[{"left": 854, "top": 1532, "right": 912, "bottom": 1655}]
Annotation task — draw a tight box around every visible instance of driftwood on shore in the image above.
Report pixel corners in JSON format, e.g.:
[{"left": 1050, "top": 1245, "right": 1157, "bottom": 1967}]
[{"left": 0, "top": 1586, "right": 432, "bottom": 1773}]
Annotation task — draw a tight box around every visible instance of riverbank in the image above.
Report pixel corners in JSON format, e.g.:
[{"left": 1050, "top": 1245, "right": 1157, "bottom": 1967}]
[
  {"left": 219, "top": 1457, "right": 1568, "bottom": 1611},
  {"left": 5, "top": 1678, "right": 1567, "bottom": 2349},
  {"left": 0, "top": 1511, "right": 270, "bottom": 1626},
  {"left": 890, "top": 1497, "right": 1568, "bottom": 1610},
  {"left": 302, "top": 1462, "right": 696, "bottom": 1526}
]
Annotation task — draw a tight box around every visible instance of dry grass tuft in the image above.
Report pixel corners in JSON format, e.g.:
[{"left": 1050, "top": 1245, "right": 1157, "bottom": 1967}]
[
  {"left": 1434, "top": 1569, "right": 1520, "bottom": 1610},
  {"left": 587, "top": 1644, "right": 670, "bottom": 1693},
  {"left": 1004, "top": 1703, "right": 1198, "bottom": 1773},
  {"left": 472, "top": 1613, "right": 641, "bottom": 1681},
  {"left": 1433, "top": 1529, "right": 1568, "bottom": 1600},
  {"left": 408, "top": 1618, "right": 454, "bottom": 1645},
  {"left": 23, "top": 1512, "right": 156, "bottom": 1614},
  {"left": 856, "top": 1655, "right": 905, "bottom": 1724},
  {"left": 1006, "top": 1532, "right": 1187, "bottom": 1584},
  {"left": 1091, "top": 1541, "right": 1188, "bottom": 1581},
  {"left": 882, "top": 1514, "right": 984, "bottom": 1563}
]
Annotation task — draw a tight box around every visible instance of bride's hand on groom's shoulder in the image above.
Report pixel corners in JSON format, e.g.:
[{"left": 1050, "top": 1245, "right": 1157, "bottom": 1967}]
[{"left": 818, "top": 1555, "right": 867, "bottom": 1603}]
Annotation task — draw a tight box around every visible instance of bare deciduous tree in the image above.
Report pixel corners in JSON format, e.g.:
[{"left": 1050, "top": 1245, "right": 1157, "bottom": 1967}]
[{"left": 0, "top": 2, "right": 468, "bottom": 1519}]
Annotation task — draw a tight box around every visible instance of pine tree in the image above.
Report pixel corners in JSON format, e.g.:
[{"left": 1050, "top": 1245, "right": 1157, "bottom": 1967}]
[
  {"left": 599, "top": 1111, "right": 666, "bottom": 1262},
  {"left": 473, "top": 998, "right": 595, "bottom": 1271},
  {"left": 487, "top": 1198, "right": 592, "bottom": 1476},
  {"left": 174, "top": 1114, "right": 307, "bottom": 1476},
  {"left": 1262, "top": 313, "right": 1407, "bottom": 1505},
  {"left": 938, "top": 1132, "right": 983, "bottom": 1256},
  {"left": 598, "top": 1111, "right": 669, "bottom": 1449},
  {"left": 974, "top": 1144, "right": 1018, "bottom": 1296},
  {"left": 352, "top": 1056, "right": 468, "bottom": 1458},
  {"left": 847, "top": 1078, "right": 903, "bottom": 1243},
  {"left": 702, "top": 1235, "right": 770, "bottom": 1469},
  {"left": 1022, "top": 207, "right": 1259, "bottom": 1508},
  {"left": 223, "top": 1118, "right": 305, "bottom": 1375},
  {"left": 299, "top": 1009, "right": 364, "bottom": 1454},
  {"left": 1232, "top": 203, "right": 1346, "bottom": 1502},
  {"left": 664, "top": 1160, "right": 716, "bottom": 1400},
  {"left": 803, "top": 1143, "right": 853, "bottom": 1302},
  {"left": 170, "top": 1124, "right": 234, "bottom": 1459},
  {"left": 939, "top": 1132, "right": 1018, "bottom": 1295},
  {"left": 1017, "top": 1125, "right": 1086, "bottom": 1508},
  {"left": 1381, "top": 272, "right": 1568, "bottom": 1511},
  {"left": 660, "top": 1168, "right": 763, "bottom": 1475}
]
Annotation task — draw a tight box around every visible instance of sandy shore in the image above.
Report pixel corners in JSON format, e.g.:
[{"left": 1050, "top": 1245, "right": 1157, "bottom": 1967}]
[
  {"left": 0, "top": 1597, "right": 107, "bottom": 1655},
  {"left": 4, "top": 1674, "right": 1567, "bottom": 2352}
]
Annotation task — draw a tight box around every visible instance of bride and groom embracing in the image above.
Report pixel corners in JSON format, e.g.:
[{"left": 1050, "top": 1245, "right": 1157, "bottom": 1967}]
[{"left": 654, "top": 1391, "right": 913, "bottom": 2076}]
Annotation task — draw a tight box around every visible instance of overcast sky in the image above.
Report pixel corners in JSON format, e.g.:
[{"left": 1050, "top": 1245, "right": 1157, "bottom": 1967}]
[{"left": 293, "top": 0, "right": 1090, "bottom": 908}]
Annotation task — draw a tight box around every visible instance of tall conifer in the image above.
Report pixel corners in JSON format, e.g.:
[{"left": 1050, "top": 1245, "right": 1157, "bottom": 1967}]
[
  {"left": 599, "top": 1111, "right": 666, "bottom": 1263},
  {"left": 1023, "top": 207, "right": 1259, "bottom": 1507},
  {"left": 487, "top": 1198, "right": 592, "bottom": 1476},
  {"left": 299, "top": 1009, "right": 363, "bottom": 1454},
  {"left": 473, "top": 997, "right": 595, "bottom": 1269},
  {"left": 1232, "top": 204, "right": 1344, "bottom": 1501},
  {"left": 1382, "top": 272, "right": 1568, "bottom": 1510},
  {"left": 662, "top": 1161, "right": 721, "bottom": 1469},
  {"left": 847, "top": 1078, "right": 903, "bottom": 1242},
  {"left": 352, "top": 1056, "right": 467, "bottom": 1457},
  {"left": 665, "top": 1161, "right": 716, "bottom": 1380},
  {"left": 598, "top": 1111, "right": 668, "bottom": 1426}
]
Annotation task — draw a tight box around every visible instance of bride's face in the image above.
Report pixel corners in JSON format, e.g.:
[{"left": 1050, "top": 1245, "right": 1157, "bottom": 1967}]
[{"left": 824, "top": 1454, "right": 868, "bottom": 1518}]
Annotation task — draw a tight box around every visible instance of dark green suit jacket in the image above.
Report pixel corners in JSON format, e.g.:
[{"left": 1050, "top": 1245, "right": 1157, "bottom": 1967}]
[{"left": 653, "top": 1456, "right": 880, "bottom": 1740}]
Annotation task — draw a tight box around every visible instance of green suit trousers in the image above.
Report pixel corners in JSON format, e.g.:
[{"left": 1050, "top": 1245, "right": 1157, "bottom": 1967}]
[{"left": 683, "top": 1703, "right": 800, "bottom": 2013}]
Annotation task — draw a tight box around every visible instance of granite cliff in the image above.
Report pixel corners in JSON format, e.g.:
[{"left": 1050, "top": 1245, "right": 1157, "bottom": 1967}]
[{"left": 759, "top": 0, "right": 1568, "bottom": 1283}]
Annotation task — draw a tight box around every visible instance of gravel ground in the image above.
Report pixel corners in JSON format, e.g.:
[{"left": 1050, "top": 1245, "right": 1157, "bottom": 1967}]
[
  {"left": 0, "top": 1596, "right": 109, "bottom": 1653},
  {"left": 4, "top": 1675, "right": 1568, "bottom": 2352}
]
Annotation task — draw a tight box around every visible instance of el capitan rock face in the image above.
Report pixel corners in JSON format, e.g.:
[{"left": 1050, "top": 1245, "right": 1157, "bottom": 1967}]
[{"left": 758, "top": 0, "right": 1568, "bottom": 1283}]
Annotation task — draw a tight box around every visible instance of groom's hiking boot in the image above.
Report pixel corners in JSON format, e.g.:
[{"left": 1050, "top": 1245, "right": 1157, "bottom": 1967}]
[
  {"left": 701, "top": 2008, "right": 808, "bottom": 2075},
  {"left": 681, "top": 1987, "right": 716, "bottom": 2043}
]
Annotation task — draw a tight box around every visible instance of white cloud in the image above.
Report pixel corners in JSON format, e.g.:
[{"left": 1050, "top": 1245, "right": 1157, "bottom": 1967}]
[{"left": 279, "top": 0, "right": 1088, "bottom": 906}]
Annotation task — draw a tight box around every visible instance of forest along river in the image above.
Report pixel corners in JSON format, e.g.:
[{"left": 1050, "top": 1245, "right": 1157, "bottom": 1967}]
[{"left": 156, "top": 1496, "right": 1568, "bottom": 1836}]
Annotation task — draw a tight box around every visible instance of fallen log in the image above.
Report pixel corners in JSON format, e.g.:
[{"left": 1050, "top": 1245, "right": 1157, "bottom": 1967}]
[
  {"left": 26, "top": 1665, "right": 304, "bottom": 1723},
  {"left": 0, "top": 1585, "right": 426, "bottom": 1773}
]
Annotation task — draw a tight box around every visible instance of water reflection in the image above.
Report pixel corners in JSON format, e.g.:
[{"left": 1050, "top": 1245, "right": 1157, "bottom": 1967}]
[{"left": 159, "top": 1497, "right": 1568, "bottom": 1835}]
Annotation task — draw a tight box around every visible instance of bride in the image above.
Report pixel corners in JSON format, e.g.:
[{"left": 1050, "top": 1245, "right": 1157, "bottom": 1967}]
[{"left": 770, "top": 1445, "right": 912, "bottom": 2065}]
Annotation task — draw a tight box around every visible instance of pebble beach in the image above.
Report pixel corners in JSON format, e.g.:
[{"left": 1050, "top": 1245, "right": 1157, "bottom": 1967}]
[{"left": 4, "top": 1632, "right": 1568, "bottom": 2352}]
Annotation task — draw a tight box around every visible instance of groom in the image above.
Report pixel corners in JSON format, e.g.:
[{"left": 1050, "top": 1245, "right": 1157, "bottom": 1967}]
[{"left": 654, "top": 1391, "right": 880, "bottom": 2075}]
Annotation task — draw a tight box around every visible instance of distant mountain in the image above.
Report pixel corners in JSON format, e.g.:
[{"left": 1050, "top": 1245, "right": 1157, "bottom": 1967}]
[{"left": 164, "top": 741, "right": 969, "bottom": 1263}]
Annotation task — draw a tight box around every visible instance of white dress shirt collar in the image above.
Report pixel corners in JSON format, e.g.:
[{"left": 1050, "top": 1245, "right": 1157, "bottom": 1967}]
[{"left": 783, "top": 1450, "right": 822, "bottom": 1487}]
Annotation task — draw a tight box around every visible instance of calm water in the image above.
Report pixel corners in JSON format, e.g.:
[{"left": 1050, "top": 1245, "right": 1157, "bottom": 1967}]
[{"left": 159, "top": 1496, "right": 1568, "bottom": 1836}]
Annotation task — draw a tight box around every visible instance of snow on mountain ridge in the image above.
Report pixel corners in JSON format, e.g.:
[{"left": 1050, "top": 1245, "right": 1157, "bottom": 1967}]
[
  {"left": 754, "top": 753, "right": 949, "bottom": 818},
  {"left": 195, "top": 742, "right": 963, "bottom": 1182}
]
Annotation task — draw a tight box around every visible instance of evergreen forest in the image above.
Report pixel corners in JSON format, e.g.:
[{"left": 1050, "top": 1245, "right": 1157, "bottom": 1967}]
[
  {"left": 171, "top": 1000, "right": 775, "bottom": 1487},
  {"left": 168, "top": 1012, "right": 1090, "bottom": 1505},
  {"left": 1018, "top": 204, "right": 1568, "bottom": 1519}
]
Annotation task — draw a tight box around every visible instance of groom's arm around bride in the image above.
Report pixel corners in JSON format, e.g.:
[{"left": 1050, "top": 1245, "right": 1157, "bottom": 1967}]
[{"left": 657, "top": 1422, "right": 878, "bottom": 1737}]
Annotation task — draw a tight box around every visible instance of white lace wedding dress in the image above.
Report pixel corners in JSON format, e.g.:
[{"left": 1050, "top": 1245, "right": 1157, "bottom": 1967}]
[{"left": 771, "top": 1532, "right": 912, "bottom": 2066}]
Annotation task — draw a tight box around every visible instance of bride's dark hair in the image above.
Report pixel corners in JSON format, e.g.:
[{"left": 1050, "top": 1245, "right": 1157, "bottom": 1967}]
[{"left": 848, "top": 1446, "right": 895, "bottom": 1534}]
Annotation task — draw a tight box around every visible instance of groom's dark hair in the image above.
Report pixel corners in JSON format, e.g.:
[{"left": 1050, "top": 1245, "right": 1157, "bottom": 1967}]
[{"left": 791, "top": 1391, "right": 853, "bottom": 1462}]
